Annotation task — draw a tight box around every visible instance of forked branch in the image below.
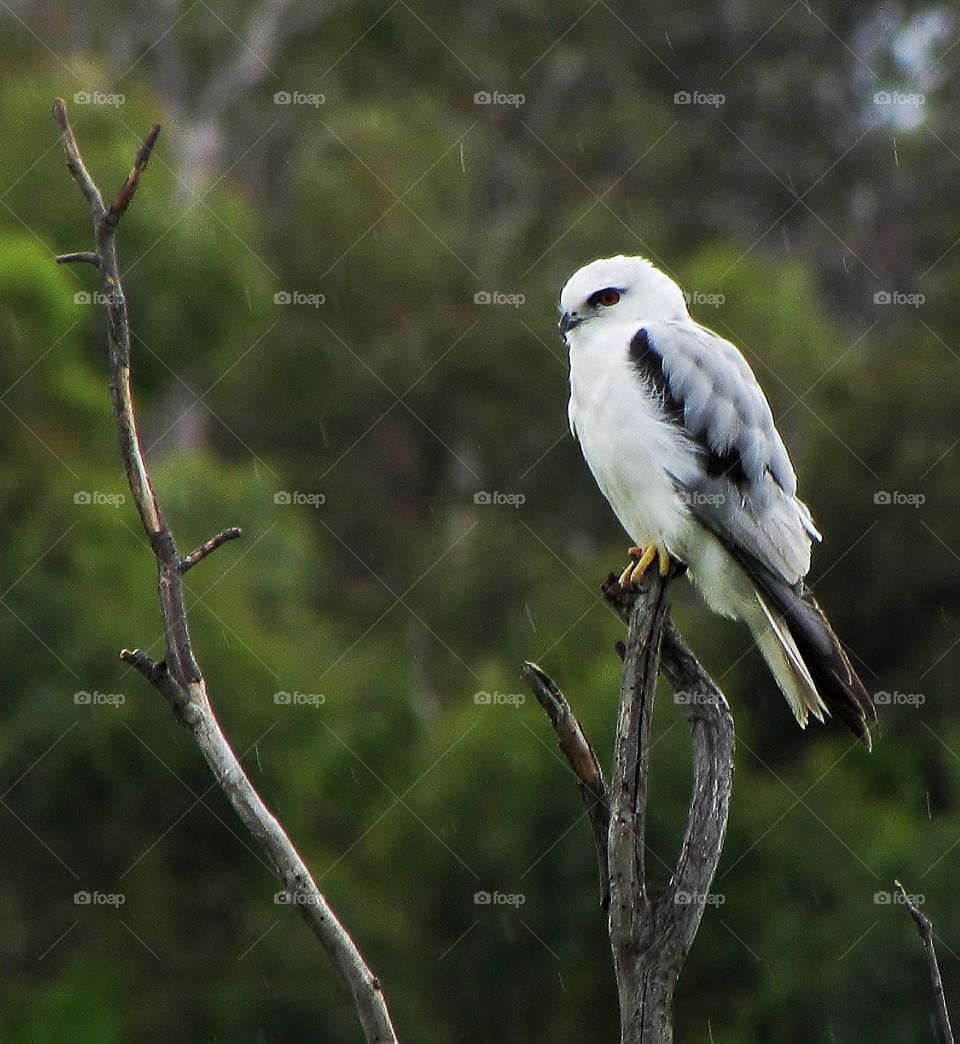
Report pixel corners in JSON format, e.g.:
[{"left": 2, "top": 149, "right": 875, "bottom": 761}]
[{"left": 523, "top": 567, "right": 734, "bottom": 1044}]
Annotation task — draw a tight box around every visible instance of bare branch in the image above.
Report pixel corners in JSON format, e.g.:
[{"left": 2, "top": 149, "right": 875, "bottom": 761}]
[
  {"left": 895, "top": 880, "right": 955, "bottom": 1044},
  {"left": 107, "top": 123, "right": 161, "bottom": 224},
  {"left": 120, "top": 647, "right": 198, "bottom": 726},
  {"left": 527, "top": 566, "right": 734, "bottom": 1043},
  {"left": 53, "top": 99, "right": 399, "bottom": 1044},
  {"left": 605, "top": 570, "right": 673, "bottom": 1039},
  {"left": 55, "top": 251, "right": 101, "bottom": 267},
  {"left": 605, "top": 568, "right": 735, "bottom": 1042},
  {"left": 182, "top": 527, "right": 243, "bottom": 572},
  {"left": 659, "top": 623, "right": 734, "bottom": 954},
  {"left": 521, "top": 661, "right": 611, "bottom": 908},
  {"left": 601, "top": 572, "right": 734, "bottom": 1027},
  {"left": 52, "top": 98, "right": 106, "bottom": 219}
]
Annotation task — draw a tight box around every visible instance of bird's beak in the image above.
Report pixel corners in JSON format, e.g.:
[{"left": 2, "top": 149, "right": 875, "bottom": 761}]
[{"left": 559, "top": 311, "right": 583, "bottom": 336}]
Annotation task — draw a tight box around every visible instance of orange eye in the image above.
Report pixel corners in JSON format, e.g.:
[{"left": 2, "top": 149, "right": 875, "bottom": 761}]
[{"left": 590, "top": 288, "right": 622, "bottom": 308}]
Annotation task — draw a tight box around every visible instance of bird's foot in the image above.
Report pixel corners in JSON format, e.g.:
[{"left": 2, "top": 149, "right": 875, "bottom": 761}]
[{"left": 618, "top": 543, "right": 671, "bottom": 587}]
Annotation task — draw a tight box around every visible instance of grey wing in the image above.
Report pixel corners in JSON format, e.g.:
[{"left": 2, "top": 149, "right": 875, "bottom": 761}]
[
  {"left": 633, "top": 322, "right": 875, "bottom": 747},
  {"left": 633, "top": 321, "right": 820, "bottom": 585}
]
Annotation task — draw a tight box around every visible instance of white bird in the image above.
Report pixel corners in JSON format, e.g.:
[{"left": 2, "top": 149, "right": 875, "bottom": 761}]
[{"left": 559, "top": 255, "right": 876, "bottom": 748}]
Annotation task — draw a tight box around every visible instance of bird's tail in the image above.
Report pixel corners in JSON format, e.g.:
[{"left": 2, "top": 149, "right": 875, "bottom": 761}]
[{"left": 746, "top": 587, "right": 877, "bottom": 750}]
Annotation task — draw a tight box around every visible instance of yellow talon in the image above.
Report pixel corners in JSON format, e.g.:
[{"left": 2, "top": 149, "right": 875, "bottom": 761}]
[
  {"left": 658, "top": 545, "right": 671, "bottom": 577},
  {"left": 618, "top": 546, "right": 642, "bottom": 586},
  {"left": 618, "top": 543, "right": 673, "bottom": 587}
]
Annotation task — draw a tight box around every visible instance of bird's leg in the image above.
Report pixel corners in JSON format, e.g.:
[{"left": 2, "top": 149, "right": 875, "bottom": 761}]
[{"left": 618, "top": 543, "right": 672, "bottom": 587}]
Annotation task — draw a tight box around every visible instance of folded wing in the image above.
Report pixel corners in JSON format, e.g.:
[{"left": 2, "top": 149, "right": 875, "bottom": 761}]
[{"left": 631, "top": 323, "right": 876, "bottom": 747}]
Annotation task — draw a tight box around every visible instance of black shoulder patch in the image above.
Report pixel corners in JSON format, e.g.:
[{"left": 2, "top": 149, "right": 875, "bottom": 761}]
[
  {"left": 630, "top": 327, "right": 750, "bottom": 489},
  {"left": 628, "top": 328, "right": 683, "bottom": 423}
]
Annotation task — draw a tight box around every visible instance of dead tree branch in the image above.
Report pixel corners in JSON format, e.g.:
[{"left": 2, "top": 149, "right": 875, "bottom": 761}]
[
  {"left": 523, "top": 566, "right": 734, "bottom": 1044},
  {"left": 895, "top": 880, "right": 955, "bottom": 1044},
  {"left": 52, "top": 98, "right": 398, "bottom": 1044},
  {"left": 520, "top": 661, "right": 611, "bottom": 908}
]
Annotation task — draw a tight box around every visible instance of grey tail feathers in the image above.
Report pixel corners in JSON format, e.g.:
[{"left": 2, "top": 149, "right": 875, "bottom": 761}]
[{"left": 739, "top": 555, "right": 877, "bottom": 750}]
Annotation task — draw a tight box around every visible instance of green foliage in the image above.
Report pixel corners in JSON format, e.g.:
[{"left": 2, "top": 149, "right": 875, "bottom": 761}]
[{"left": 1, "top": 4, "right": 958, "bottom": 1041}]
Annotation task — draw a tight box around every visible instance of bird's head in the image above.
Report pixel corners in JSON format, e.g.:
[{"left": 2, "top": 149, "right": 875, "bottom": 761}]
[{"left": 558, "top": 255, "right": 688, "bottom": 338}]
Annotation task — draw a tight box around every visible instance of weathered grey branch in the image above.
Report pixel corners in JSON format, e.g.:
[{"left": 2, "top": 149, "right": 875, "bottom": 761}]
[
  {"left": 53, "top": 98, "right": 398, "bottom": 1044},
  {"left": 605, "top": 569, "right": 736, "bottom": 1043},
  {"left": 895, "top": 880, "right": 955, "bottom": 1044},
  {"left": 658, "top": 621, "right": 735, "bottom": 957},
  {"left": 606, "top": 569, "right": 674, "bottom": 1042},
  {"left": 524, "top": 565, "right": 734, "bottom": 1044}
]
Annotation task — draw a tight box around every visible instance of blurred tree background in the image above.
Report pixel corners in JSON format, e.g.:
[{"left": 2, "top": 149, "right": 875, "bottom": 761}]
[{"left": 0, "top": 0, "right": 958, "bottom": 1040}]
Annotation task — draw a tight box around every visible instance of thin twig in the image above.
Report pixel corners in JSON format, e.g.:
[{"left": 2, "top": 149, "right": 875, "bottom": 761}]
[
  {"left": 55, "top": 251, "right": 101, "bottom": 266},
  {"left": 895, "top": 880, "right": 955, "bottom": 1044},
  {"left": 182, "top": 527, "right": 243, "bottom": 572},
  {"left": 107, "top": 123, "right": 161, "bottom": 224},
  {"left": 52, "top": 99, "right": 105, "bottom": 218},
  {"left": 520, "top": 661, "right": 611, "bottom": 908},
  {"left": 53, "top": 98, "right": 399, "bottom": 1044}
]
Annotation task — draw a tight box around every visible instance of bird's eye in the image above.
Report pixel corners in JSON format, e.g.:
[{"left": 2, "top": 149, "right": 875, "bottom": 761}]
[{"left": 590, "top": 288, "right": 621, "bottom": 308}]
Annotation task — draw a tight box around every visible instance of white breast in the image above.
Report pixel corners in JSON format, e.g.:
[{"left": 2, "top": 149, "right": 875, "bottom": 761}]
[{"left": 567, "top": 320, "right": 697, "bottom": 557}]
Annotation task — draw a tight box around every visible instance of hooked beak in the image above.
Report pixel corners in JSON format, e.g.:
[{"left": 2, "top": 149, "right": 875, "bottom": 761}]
[{"left": 559, "top": 311, "right": 583, "bottom": 336}]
